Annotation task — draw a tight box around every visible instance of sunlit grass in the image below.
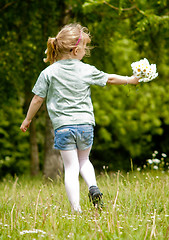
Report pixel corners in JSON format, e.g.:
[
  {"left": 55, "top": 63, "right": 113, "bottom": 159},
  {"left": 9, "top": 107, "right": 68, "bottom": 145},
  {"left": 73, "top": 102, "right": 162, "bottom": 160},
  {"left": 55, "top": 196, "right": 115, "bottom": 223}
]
[{"left": 0, "top": 170, "right": 169, "bottom": 239}]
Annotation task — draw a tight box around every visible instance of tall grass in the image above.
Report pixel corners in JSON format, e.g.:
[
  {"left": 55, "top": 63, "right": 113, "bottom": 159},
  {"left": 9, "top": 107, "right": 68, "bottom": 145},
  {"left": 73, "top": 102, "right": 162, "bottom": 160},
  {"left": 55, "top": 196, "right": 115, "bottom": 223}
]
[{"left": 0, "top": 170, "right": 169, "bottom": 239}]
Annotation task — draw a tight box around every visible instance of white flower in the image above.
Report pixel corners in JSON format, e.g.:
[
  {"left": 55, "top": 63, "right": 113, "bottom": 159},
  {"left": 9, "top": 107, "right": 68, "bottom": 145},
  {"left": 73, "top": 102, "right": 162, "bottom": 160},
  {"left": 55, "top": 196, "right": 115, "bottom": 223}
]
[
  {"left": 20, "top": 230, "right": 46, "bottom": 235},
  {"left": 137, "top": 167, "right": 141, "bottom": 171},
  {"left": 147, "top": 159, "right": 153, "bottom": 164},
  {"left": 153, "top": 159, "right": 160, "bottom": 164},
  {"left": 153, "top": 166, "right": 158, "bottom": 170},
  {"left": 162, "top": 153, "right": 167, "bottom": 158},
  {"left": 131, "top": 58, "right": 158, "bottom": 82}
]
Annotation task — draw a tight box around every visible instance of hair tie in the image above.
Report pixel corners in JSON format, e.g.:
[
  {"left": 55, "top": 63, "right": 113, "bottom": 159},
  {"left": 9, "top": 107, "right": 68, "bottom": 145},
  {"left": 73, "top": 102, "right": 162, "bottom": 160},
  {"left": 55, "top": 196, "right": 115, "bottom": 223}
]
[
  {"left": 70, "top": 31, "right": 82, "bottom": 52},
  {"left": 75, "top": 31, "right": 82, "bottom": 47}
]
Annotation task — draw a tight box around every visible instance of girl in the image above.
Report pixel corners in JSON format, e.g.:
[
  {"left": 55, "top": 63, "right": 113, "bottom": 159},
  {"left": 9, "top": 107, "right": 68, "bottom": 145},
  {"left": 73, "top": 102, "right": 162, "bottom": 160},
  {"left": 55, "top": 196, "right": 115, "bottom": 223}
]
[{"left": 20, "top": 23, "right": 139, "bottom": 212}]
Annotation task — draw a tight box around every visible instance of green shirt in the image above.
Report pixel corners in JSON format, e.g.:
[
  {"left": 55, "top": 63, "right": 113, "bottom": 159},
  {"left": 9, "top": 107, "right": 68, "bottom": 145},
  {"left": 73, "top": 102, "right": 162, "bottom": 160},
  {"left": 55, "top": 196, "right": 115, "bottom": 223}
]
[{"left": 32, "top": 59, "right": 108, "bottom": 130}]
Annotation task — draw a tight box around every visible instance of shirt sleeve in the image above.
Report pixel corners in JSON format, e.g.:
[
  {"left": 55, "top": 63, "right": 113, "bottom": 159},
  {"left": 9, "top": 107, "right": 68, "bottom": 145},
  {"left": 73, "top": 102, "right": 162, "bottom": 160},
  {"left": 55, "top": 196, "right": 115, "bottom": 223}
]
[
  {"left": 32, "top": 71, "right": 49, "bottom": 98},
  {"left": 89, "top": 65, "right": 108, "bottom": 87}
]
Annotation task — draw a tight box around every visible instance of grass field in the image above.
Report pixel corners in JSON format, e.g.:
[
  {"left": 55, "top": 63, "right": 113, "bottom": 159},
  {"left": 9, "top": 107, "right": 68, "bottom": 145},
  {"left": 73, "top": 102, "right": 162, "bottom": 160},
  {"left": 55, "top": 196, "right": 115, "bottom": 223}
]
[{"left": 0, "top": 170, "right": 169, "bottom": 240}]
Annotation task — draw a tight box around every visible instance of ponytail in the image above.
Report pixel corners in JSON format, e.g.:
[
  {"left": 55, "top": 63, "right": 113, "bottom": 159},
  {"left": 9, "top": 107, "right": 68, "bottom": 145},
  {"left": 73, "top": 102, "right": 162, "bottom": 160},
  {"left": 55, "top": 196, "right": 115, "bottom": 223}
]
[{"left": 44, "top": 37, "right": 59, "bottom": 64}]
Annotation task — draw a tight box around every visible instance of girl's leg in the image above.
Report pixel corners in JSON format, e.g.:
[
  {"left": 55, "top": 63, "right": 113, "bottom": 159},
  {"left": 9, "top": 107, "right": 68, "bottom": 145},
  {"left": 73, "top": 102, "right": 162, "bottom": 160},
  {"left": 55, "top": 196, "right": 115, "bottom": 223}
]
[
  {"left": 78, "top": 147, "right": 103, "bottom": 208},
  {"left": 60, "top": 149, "right": 81, "bottom": 212},
  {"left": 78, "top": 147, "right": 97, "bottom": 187}
]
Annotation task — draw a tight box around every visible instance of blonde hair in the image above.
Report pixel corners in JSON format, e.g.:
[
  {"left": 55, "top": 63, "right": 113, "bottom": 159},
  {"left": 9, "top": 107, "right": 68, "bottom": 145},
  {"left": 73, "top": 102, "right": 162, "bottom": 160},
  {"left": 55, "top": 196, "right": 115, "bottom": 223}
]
[{"left": 44, "top": 23, "right": 91, "bottom": 64}]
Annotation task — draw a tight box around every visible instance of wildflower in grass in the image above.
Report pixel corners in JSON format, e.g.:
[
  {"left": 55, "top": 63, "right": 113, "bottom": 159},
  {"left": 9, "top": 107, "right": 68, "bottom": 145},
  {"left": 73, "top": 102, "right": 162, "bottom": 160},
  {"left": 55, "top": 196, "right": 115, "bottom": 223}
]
[
  {"left": 153, "top": 166, "right": 158, "bottom": 170},
  {"left": 162, "top": 153, "right": 167, "bottom": 158},
  {"left": 67, "top": 233, "right": 74, "bottom": 238},
  {"left": 4, "top": 224, "right": 9, "bottom": 227},
  {"left": 153, "top": 159, "right": 160, "bottom": 164},
  {"left": 152, "top": 150, "right": 158, "bottom": 158},
  {"left": 137, "top": 167, "right": 141, "bottom": 171},
  {"left": 20, "top": 229, "right": 46, "bottom": 235},
  {"left": 147, "top": 159, "right": 153, "bottom": 164}
]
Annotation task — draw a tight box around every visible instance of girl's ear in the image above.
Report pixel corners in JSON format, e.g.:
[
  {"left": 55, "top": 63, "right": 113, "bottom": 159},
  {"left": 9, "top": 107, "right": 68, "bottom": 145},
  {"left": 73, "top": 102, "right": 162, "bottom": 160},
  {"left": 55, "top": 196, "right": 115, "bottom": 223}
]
[{"left": 73, "top": 47, "right": 78, "bottom": 56}]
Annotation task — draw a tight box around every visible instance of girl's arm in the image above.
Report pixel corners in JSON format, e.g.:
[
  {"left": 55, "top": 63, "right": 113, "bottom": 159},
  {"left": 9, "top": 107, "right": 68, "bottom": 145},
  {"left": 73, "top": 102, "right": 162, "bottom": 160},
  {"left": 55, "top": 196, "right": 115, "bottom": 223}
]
[
  {"left": 20, "top": 95, "right": 44, "bottom": 132},
  {"left": 107, "top": 74, "right": 139, "bottom": 85}
]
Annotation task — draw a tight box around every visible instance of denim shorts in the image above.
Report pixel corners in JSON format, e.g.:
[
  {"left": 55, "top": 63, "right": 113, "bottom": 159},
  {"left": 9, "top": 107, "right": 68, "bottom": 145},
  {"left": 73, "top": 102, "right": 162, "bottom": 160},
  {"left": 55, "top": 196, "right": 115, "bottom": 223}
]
[{"left": 54, "top": 124, "right": 94, "bottom": 151}]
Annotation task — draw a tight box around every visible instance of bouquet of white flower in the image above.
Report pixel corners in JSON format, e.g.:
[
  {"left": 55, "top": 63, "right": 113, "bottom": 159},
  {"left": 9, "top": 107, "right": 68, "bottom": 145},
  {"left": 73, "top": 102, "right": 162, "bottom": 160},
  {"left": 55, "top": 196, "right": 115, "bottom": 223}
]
[{"left": 131, "top": 58, "right": 158, "bottom": 82}]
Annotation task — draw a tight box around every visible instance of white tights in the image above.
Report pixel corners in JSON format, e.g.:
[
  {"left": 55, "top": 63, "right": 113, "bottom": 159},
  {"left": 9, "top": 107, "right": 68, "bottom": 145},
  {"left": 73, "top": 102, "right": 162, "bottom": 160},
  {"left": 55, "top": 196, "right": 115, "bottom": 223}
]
[{"left": 60, "top": 147, "right": 97, "bottom": 211}]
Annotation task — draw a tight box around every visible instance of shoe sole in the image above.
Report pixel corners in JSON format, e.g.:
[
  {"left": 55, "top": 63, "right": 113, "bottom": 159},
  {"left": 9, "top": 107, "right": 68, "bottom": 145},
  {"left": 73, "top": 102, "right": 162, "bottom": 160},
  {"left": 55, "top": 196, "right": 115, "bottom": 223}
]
[{"left": 88, "top": 193, "right": 104, "bottom": 208}]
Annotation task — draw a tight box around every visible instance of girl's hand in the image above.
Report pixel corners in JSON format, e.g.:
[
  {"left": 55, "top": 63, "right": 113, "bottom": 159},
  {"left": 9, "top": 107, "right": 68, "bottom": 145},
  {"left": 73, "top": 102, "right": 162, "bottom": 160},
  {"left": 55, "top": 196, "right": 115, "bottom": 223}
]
[
  {"left": 128, "top": 76, "right": 139, "bottom": 85},
  {"left": 20, "top": 119, "right": 32, "bottom": 132}
]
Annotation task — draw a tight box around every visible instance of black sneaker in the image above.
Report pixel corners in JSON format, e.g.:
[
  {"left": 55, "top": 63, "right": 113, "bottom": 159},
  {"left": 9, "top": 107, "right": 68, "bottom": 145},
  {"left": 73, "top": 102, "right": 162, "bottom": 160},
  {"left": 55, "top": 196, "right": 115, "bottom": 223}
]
[{"left": 88, "top": 185, "right": 103, "bottom": 208}]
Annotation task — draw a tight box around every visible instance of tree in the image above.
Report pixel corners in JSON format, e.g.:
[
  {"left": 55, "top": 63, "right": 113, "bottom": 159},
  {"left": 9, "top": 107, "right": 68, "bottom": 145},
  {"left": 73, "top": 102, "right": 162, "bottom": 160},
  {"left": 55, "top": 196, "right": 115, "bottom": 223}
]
[
  {"left": 82, "top": 0, "right": 169, "bottom": 170},
  {"left": 0, "top": 0, "right": 85, "bottom": 178},
  {"left": 1, "top": 0, "right": 169, "bottom": 177},
  {"left": 43, "top": 114, "right": 63, "bottom": 179}
]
